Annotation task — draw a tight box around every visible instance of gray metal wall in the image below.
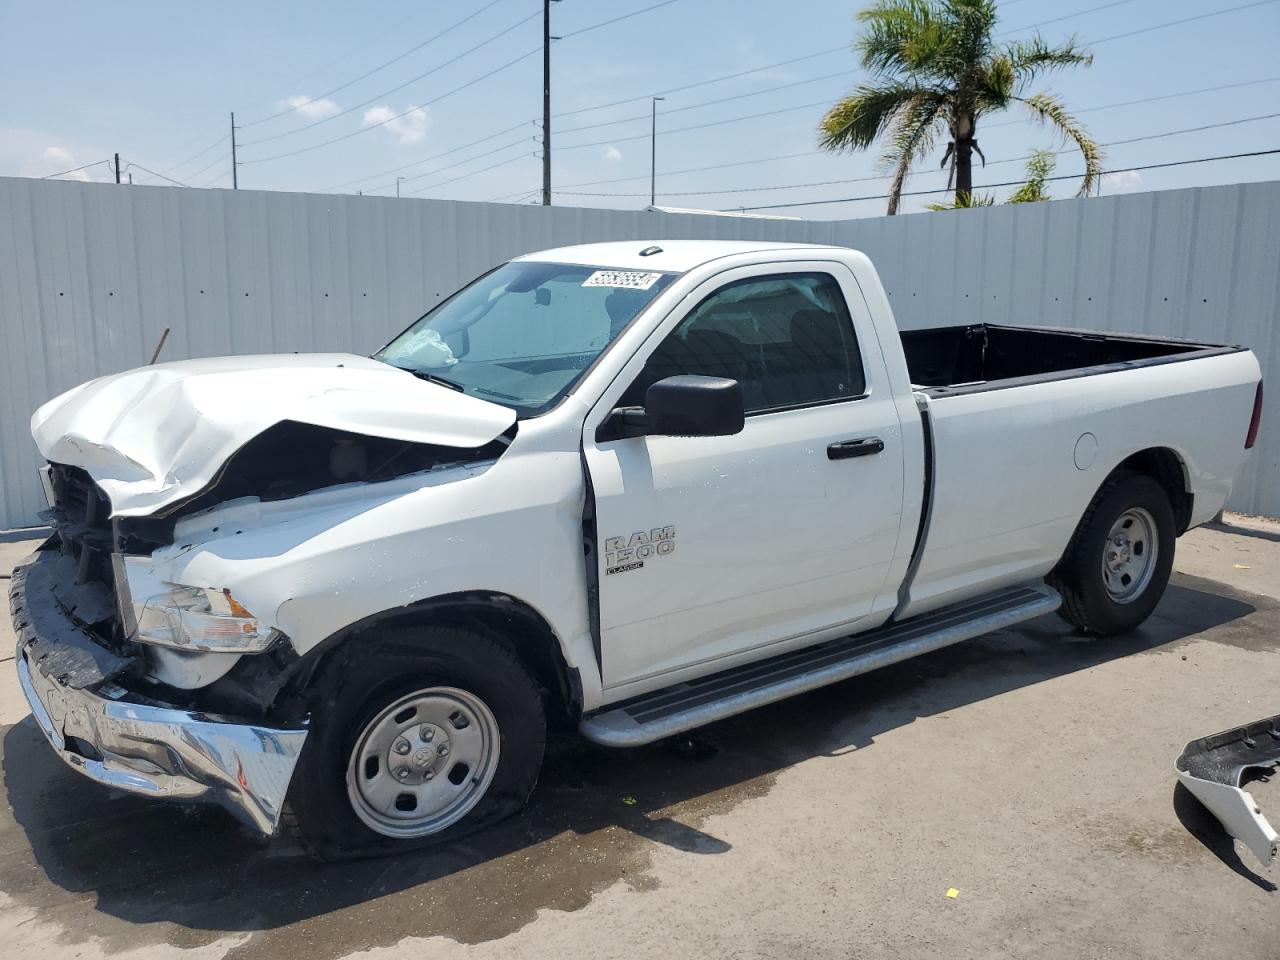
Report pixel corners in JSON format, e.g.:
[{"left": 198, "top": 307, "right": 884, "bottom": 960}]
[{"left": 0, "top": 176, "right": 1274, "bottom": 527}]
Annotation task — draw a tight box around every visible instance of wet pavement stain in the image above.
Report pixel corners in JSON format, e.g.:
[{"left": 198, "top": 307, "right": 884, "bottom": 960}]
[
  {"left": 0, "top": 712, "right": 784, "bottom": 960},
  {"left": 0, "top": 573, "right": 1273, "bottom": 959}
]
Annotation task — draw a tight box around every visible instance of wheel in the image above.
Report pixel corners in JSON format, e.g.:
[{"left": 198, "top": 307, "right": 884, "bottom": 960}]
[
  {"left": 1049, "top": 473, "right": 1176, "bottom": 636},
  {"left": 283, "top": 626, "right": 546, "bottom": 860}
]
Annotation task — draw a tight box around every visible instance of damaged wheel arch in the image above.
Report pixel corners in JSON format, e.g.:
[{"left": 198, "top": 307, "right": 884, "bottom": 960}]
[{"left": 267, "top": 591, "right": 585, "bottom": 729}]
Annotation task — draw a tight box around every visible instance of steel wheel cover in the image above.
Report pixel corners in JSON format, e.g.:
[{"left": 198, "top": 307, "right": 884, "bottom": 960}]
[
  {"left": 1101, "top": 506, "right": 1158, "bottom": 604},
  {"left": 346, "top": 686, "right": 501, "bottom": 839}
]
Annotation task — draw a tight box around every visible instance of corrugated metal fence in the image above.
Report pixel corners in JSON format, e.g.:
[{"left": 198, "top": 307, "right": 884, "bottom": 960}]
[{"left": 0, "top": 176, "right": 1275, "bottom": 527}]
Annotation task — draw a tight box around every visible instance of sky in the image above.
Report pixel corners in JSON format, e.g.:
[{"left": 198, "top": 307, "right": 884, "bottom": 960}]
[{"left": 2, "top": 0, "right": 1278, "bottom": 219}]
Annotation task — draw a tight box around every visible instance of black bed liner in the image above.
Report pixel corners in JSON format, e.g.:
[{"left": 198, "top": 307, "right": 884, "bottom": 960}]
[{"left": 901, "top": 323, "right": 1243, "bottom": 397}]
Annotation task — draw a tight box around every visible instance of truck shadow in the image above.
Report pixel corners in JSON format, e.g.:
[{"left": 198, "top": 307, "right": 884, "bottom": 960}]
[{"left": 0, "top": 573, "right": 1267, "bottom": 958}]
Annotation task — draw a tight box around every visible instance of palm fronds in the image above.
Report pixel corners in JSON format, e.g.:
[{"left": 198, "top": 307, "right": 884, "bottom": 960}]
[{"left": 818, "top": 0, "right": 1101, "bottom": 212}]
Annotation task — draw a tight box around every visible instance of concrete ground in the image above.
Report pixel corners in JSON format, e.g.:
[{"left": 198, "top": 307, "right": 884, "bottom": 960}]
[{"left": 0, "top": 516, "right": 1277, "bottom": 960}]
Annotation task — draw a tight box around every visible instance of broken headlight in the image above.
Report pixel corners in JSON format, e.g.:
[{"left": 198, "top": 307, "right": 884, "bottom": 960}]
[{"left": 114, "top": 555, "right": 275, "bottom": 654}]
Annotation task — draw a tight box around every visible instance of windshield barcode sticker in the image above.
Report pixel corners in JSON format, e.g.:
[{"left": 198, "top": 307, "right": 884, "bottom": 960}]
[{"left": 582, "top": 270, "right": 663, "bottom": 290}]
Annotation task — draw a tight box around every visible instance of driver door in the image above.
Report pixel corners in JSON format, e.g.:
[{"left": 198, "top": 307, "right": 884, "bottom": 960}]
[{"left": 583, "top": 262, "right": 907, "bottom": 693}]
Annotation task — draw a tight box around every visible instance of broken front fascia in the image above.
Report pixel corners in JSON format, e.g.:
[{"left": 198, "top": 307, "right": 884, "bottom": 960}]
[
  {"left": 12, "top": 549, "right": 308, "bottom": 836},
  {"left": 31, "top": 352, "right": 517, "bottom": 518},
  {"left": 1177, "top": 714, "right": 1280, "bottom": 869}
]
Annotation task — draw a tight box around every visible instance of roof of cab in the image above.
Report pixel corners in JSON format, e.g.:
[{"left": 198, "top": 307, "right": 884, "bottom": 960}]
[{"left": 511, "top": 239, "right": 845, "bottom": 274}]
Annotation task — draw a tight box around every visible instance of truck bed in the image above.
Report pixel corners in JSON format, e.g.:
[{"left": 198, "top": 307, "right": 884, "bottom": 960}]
[{"left": 901, "top": 323, "right": 1241, "bottom": 394}]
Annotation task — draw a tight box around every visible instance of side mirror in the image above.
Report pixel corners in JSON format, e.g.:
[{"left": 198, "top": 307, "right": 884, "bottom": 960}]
[{"left": 597, "top": 375, "right": 745, "bottom": 442}]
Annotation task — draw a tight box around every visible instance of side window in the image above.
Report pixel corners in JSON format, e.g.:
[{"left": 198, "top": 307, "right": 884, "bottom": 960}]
[{"left": 621, "top": 272, "right": 866, "bottom": 413}]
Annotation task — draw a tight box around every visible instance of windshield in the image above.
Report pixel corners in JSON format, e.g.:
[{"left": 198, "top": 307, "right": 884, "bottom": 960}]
[{"left": 375, "top": 261, "right": 678, "bottom": 416}]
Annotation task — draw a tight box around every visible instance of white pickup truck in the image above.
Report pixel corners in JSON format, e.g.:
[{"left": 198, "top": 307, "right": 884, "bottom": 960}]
[{"left": 12, "top": 240, "right": 1264, "bottom": 859}]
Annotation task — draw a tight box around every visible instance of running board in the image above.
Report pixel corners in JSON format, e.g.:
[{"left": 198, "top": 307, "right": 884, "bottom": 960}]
[{"left": 579, "top": 582, "right": 1061, "bottom": 747}]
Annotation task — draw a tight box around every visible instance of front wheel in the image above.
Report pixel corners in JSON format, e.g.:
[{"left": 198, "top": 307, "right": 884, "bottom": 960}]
[
  {"left": 283, "top": 626, "right": 546, "bottom": 861},
  {"left": 1049, "top": 473, "right": 1176, "bottom": 636}
]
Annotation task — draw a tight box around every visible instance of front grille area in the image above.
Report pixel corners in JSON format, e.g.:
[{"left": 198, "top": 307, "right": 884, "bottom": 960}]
[{"left": 43, "top": 462, "right": 115, "bottom": 590}]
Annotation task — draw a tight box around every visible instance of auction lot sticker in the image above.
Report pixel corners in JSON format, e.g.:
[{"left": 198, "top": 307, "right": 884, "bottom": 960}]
[{"left": 582, "top": 270, "right": 664, "bottom": 290}]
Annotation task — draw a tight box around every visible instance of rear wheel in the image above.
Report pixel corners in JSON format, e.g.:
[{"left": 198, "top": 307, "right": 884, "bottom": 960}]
[
  {"left": 284, "top": 626, "right": 546, "bottom": 861},
  {"left": 1050, "top": 473, "right": 1176, "bottom": 636}
]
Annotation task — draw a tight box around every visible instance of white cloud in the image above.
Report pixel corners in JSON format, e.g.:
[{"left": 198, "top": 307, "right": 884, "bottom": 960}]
[
  {"left": 21, "top": 145, "right": 98, "bottom": 181},
  {"left": 361, "top": 104, "right": 430, "bottom": 144},
  {"left": 1102, "top": 169, "right": 1142, "bottom": 192},
  {"left": 601, "top": 145, "right": 622, "bottom": 163},
  {"left": 280, "top": 95, "right": 342, "bottom": 120}
]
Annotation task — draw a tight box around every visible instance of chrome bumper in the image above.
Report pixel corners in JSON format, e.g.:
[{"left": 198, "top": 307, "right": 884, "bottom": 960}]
[{"left": 11, "top": 551, "right": 307, "bottom": 837}]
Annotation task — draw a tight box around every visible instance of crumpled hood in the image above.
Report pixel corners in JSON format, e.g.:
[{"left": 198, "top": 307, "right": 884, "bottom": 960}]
[{"left": 31, "top": 353, "right": 516, "bottom": 518}]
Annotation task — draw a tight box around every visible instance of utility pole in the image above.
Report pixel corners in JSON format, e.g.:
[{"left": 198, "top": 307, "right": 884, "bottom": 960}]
[
  {"left": 397, "top": 176, "right": 405, "bottom": 198},
  {"left": 650, "top": 97, "right": 665, "bottom": 207},
  {"left": 114, "top": 153, "right": 121, "bottom": 184},
  {"left": 541, "top": 0, "right": 561, "bottom": 205},
  {"left": 230, "top": 112, "right": 239, "bottom": 190}
]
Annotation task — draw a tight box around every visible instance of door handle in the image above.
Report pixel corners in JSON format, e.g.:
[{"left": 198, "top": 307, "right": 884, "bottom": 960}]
[{"left": 827, "top": 437, "right": 884, "bottom": 460}]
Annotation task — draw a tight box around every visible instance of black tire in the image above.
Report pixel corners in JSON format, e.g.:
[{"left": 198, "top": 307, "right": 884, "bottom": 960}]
[
  {"left": 283, "top": 625, "right": 546, "bottom": 861},
  {"left": 1049, "top": 472, "right": 1176, "bottom": 636}
]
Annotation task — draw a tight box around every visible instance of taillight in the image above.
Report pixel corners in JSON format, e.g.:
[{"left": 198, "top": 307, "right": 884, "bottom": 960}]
[{"left": 1245, "top": 381, "right": 1263, "bottom": 449}]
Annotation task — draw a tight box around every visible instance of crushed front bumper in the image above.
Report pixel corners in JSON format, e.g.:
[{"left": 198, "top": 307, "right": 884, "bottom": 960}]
[
  {"left": 10, "top": 549, "right": 307, "bottom": 837},
  {"left": 1177, "top": 715, "right": 1280, "bottom": 869}
]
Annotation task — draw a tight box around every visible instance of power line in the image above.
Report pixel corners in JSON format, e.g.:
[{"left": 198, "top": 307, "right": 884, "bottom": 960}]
[
  {"left": 184, "top": 149, "right": 233, "bottom": 183},
  {"left": 997, "top": 0, "right": 1142, "bottom": 37},
  {"left": 983, "top": 74, "right": 1280, "bottom": 130},
  {"left": 243, "top": 1, "right": 691, "bottom": 168},
  {"left": 552, "top": 3, "right": 1279, "bottom": 151},
  {"left": 243, "top": 47, "right": 541, "bottom": 164},
  {"left": 240, "top": 8, "right": 541, "bottom": 148},
  {"left": 325, "top": 52, "right": 851, "bottom": 194},
  {"left": 121, "top": 160, "right": 192, "bottom": 187},
  {"left": 559, "top": 0, "right": 681, "bottom": 38},
  {"left": 558, "top": 112, "right": 1280, "bottom": 199},
  {"left": 240, "top": 0, "right": 509, "bottom": 128},
  {"left": 319, "top": 119, "right": 533, "bottom": 191},
  {"left": 38, "top": 158, "right": 113, "bottom": 180},
  {"left": 553, "top": 75, "right": 1280, "bottom": 190},
  {"left": 487, "top": 185, "right": 543, "bottom": 203},
  {"left": 559, "top": 98, "right": 836, "bottom": 152},
  {"left": 553, "top": 69, "right": 852, "bottom": 137},
  {"left": 160, "top": 133, "right": 228, "bottom": 174},
  {"left": 267, "top": 14, "right": 453, "bottom": 98},
  {"left": 551, "top": 45, "right": 851, "bottom": 121},
  {"left": 363, "top": 136, "right": 535, "bottom": 193},
  {"left": 731, "top": 148, "right": 1280, "bottom": 211},
  {"left": 561, "top": 149, "right": 819, "bottom": 189},
  {"left": 292, "top": 0, "right": 1275, "bottom": 198},
  {"left": 404, "top": 150, "right": 536, "bottom": 197},
  {"left": 1105, "top": 110, "right": 1279, "bottom": 147},
  {"left": 546, "top": 0, "right": 1275, "bottom": 132},
  {"left": 1088, "top": 0, "right": 1278, "bottom": 44},
  {"left": 493, "top": 188, "right": 542, "bottom": 203}
]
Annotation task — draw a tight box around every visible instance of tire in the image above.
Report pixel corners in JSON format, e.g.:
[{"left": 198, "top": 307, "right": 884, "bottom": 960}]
[
  {"left": 283, "top": 625, "right": 546, "bottom": 861},
  {"left": 1049, "top": 472, "right": 1176, "bottom": 636}
]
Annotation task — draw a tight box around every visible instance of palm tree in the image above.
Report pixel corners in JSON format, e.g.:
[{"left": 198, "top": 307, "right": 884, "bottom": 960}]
[
  {"left": 925, "top": 148, "right": 1056, "bottom": 209},
  {"left": 819, "top": 0, "right": 1102, "bottom": 214}
]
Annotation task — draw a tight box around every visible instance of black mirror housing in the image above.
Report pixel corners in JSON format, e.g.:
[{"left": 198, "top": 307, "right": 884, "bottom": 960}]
[
  {"left": 646, "top": 375, "right": 745, "bottom": 437},
  {"left": 596, "top": 376, "right": 744, "bottom": 442}
]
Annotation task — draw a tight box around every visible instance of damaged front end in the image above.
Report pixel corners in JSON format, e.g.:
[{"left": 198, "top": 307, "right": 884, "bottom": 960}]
[
  {"left": 16, "top": 355, "right": 522, "bottom": 835},
  {"left": 18, "top": 428, "right": 513, "bottom": 834},
  {"left": 1177, "top": 715, "right": 1280, "bottom": 869},
  {"left": 12, "top": 546, "right": 308, "bottom": 835}
]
